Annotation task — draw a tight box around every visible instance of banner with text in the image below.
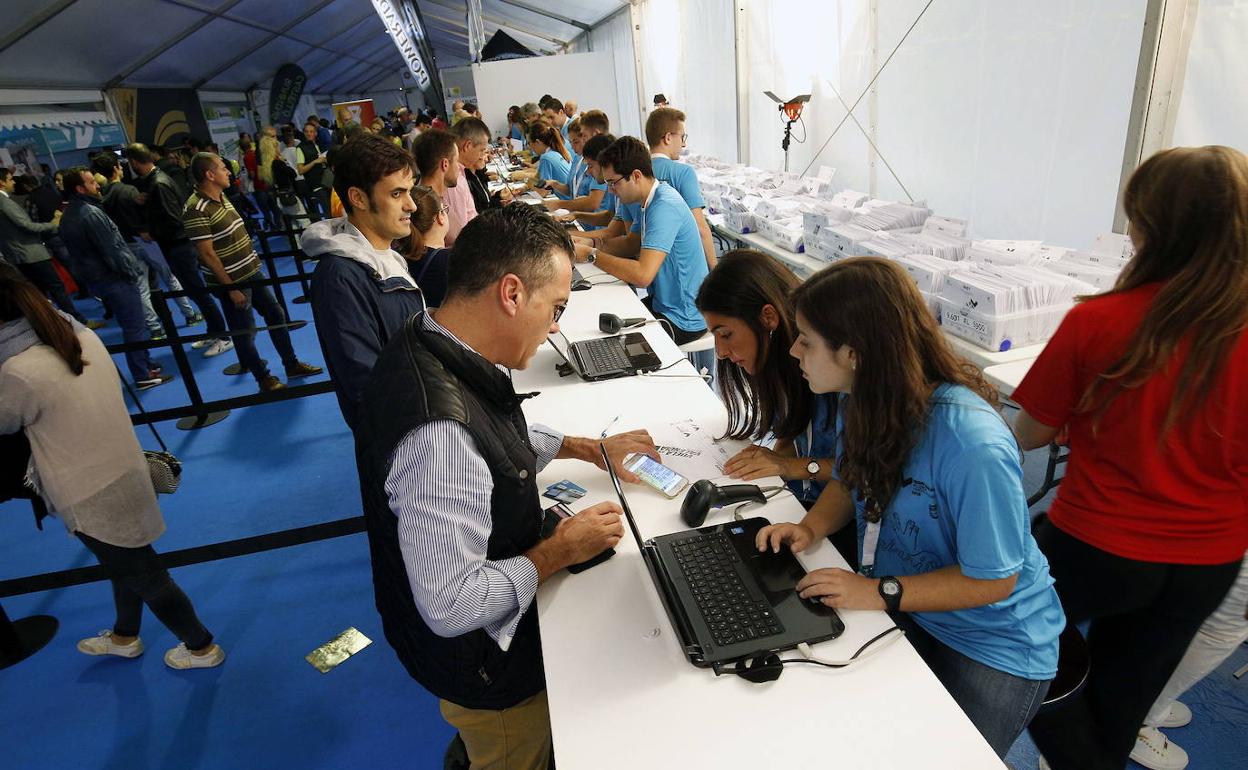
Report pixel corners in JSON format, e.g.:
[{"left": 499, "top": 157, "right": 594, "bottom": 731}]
[{"left": 371, "top": 0, "right": 444, "bottom": 110}]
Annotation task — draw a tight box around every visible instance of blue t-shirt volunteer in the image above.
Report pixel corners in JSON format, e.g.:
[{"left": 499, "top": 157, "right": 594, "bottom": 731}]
[
  {"left": 640, "top": 181, "right": 708, "bottom": 333},
  {"left": 613, "top": 196, "right": 643, "bottom": 234},
  {"left": 789, "top": 393, "right": 839, "bottom": 503},
  {"left": 836, "top": 384, "right": 1065, "bottom": 680},
  {"left": 537, "top": 150, "right": 572, "bottom": 200},
  {"left": 651, "top": 155, "right": 706, "bottom": 210}
]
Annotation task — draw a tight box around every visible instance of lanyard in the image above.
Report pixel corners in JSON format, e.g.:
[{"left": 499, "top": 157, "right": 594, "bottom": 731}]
[{"left": 859, "top": 519, "right": 882, "bottom": 577}]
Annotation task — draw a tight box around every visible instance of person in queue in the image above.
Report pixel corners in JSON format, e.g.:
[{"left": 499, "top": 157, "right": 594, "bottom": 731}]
[
  {"left": 1013, "top": 145, "right": 1248, "bottom": 770},
  {"left": 0, "top": 265, "right": 223, "bottom": 669},
  {"left": 355, "top": 203, "right": 658, "bottom": 769},
  {"left": 398, "top": 185, "right": 452, "bottom": 308},
  {"left": 695, "top": 249, "right": 854, "bottom": 567},
  {"left": 304, "top": 134, "right": 426, "bottom": 432},
  {"left": 756, "top": 257, "right": 1065, "bottom": 758}
]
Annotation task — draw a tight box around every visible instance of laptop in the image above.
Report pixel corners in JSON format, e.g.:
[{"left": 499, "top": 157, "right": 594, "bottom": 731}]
[
  {"left": 548, "top": 329, "right": 662, "bottom": 381},
  {"left": 600, "top": 444, "right": 845, "bottom": 668}
]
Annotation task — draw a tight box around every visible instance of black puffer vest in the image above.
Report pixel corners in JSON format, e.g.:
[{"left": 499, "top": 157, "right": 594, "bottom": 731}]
[{"left": 357, "top": 312, "right": 545, "bottom": 710}]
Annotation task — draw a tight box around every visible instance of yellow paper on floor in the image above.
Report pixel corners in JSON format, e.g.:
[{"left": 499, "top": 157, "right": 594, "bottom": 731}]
[{"left": 306, "top": 627, "right": 372, "bottom": 673}]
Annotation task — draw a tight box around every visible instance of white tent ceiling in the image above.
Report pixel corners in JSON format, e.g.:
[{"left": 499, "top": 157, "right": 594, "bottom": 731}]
[{"left": 0, "top": 0, "right": 628, "bottom": 97}]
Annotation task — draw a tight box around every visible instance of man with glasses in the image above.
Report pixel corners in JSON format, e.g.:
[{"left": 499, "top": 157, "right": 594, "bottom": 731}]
[
  {"left": 574, "top": 137, "right": 709, "bottom": 347},
  {"left": 565, "top": 133, "right": 642, "bottom": 260},
  {"left": 304, "top": 135, "right": 428, "bottom": 431},
  {"left": 645, "top": 107, "right": 716, "bottom": 269},
  {"left": 355, "top": 202, "right": 657, "bottom": 770}
]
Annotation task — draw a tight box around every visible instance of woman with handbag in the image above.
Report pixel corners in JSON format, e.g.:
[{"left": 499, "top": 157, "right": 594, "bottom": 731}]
[{"left": 0, "top": 264, "right": 224, "bottom": 670}]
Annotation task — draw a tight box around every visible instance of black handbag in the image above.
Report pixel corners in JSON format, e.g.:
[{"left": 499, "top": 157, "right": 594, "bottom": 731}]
[{"left": 118, "top": 367, "right": 182, "bottom": 494}]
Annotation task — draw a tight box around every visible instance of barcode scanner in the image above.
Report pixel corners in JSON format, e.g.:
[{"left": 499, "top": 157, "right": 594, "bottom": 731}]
[
  {"left": 599, "top": 312, "right": 648, "bottom": 335},
  {"left": 680, "top": 480, "right": 768, "bottom": 527}
]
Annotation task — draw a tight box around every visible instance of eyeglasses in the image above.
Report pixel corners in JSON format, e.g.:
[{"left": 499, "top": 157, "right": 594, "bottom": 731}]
[
  {"left": 552, "top": 302, "right": 567, "bottom": 323},
  {"left": 604, "top": 176, "right": 625, "bottom": 188},
  {"left": 439, "top": 204, "right": 450, "bottom": 214}
]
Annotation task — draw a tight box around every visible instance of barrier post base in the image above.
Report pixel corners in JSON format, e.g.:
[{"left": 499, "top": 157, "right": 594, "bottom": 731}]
[
  {"left": 176, "top": 410, "right": 231, "bottom": 430},
  {"left": 0, "top": 608, "right": 58, "bottom": 670}
]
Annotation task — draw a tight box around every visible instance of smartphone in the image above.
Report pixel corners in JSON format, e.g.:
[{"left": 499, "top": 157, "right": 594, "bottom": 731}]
[{"left": 624, "top": 453, "right": 689, "bottom": 498}]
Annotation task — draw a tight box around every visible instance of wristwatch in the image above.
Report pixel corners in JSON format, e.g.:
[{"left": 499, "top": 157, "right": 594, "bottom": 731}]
[
  {"left": 805, "top": 459, "right": 820, "bottom": 481},
  {"left": 878, "top": 576, "right": 903, "bottom": 613},
  {"left": 586, "top": 247, "right": 598, "bottom": 264}
]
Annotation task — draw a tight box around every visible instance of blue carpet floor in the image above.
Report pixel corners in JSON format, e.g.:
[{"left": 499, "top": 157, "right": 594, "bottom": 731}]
[{"left": 1, "top": 247, "right": 1244, "bottom": 769}]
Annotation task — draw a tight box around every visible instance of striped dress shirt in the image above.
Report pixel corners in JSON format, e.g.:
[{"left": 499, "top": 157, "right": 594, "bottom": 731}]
[{"left": 385, "top": 312, "right": 563, "bottom": 651}]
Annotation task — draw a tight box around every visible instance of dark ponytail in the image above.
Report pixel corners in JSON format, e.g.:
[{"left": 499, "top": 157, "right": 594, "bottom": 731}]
[{"left": 0, "top": 264, "right": 86, "bottom": 375}]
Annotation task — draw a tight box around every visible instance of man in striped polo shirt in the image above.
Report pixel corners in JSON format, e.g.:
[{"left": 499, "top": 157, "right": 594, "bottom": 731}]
[{"left": 183, "top": 153, "right": 321, "bottom": 392}]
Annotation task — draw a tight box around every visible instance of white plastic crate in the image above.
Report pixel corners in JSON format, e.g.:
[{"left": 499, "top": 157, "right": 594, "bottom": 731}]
[{"left": 941, "top": 303, "right": 1072, "bottom": 352}]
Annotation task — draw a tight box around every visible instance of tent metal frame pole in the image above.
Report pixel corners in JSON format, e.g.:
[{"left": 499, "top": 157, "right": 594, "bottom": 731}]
[
  {"left": 733, "top": 0, "right": 748, "bottom": 165},
  {"left": 1114, "top": 0, "right": 1199, "bottom": 233},
  {"left": 0, "top": 0, "right": 80, "bottom": 56},
  {"left": 191, "top": 0, "right": 339, "bottom": 89},
  {"left": 495, "top": 0, "right": 590, "bottom": 31},
  {"left": 628, "top": 2, "right": 648, "bottom": 137}
]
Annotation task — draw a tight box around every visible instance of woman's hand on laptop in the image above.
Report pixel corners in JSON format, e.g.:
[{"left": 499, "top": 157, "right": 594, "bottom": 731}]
[{"left": 755, "top": 522, "right": 815, "bottom": 554}]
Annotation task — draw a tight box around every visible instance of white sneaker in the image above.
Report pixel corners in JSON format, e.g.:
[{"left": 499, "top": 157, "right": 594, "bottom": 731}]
[
  {"left": 164, "top": 642, "right": 225, "bottom": 670},
  {"left": 1157, "top": 700, "right": 1192, "bottom": 728},
  {"left": 190, "top": 339, "right": 212, "bottom": 349},
  {"left": 202, "top": 338, "right": 234, "bottom": 358},
  {"left": 1130, "top": 727, "right": 1189, "bottom": 770},
  {"left": 77, "top": 630, "right": 144, "bottom": 658}
]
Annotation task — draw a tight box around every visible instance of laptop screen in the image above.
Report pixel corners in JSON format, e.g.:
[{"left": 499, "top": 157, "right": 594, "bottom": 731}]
[
  {"left": 599, "top": 443, "right": 647, "bottom": 553},
  {"left": 547, "top": 331, "right": 578, "bottom": 370}
]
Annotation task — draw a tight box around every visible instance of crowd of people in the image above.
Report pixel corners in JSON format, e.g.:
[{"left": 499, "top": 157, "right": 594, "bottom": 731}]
[{"left": 0, "top": 90, "right": 1244, "bottom": 770}]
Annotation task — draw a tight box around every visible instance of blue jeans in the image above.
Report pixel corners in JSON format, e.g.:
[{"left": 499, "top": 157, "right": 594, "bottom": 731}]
[
  {"left": 88, "top": 277, "right": 155, "bottom": 381},
  {"left": 129, "top": 241, "right": 196, "bottom": 321},
  {"left": 893, "top": 611, "right": 1051, "bottom": 758},
  {"left": 161, "top": 240, "right": 227, "bottom": 338},
  {"left": 218, "top": 271, "right": 298, "bottom": 382}
]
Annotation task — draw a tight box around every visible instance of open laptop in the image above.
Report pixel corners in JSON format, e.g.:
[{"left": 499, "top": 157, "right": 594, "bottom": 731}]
[
  {"left": 600, "top": 444, "right": 845, "bottom": 668},
  {"left": 548, "top": 330, "right": 662, "bottom": 381}
]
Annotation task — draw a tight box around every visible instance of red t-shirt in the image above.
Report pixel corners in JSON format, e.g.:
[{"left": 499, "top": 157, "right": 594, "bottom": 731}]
[{"left": 1013, "top": 283, "right": 1248, "bottom": 564}]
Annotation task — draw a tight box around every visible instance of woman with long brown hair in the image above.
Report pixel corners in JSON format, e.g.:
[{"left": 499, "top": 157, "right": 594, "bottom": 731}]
[
  {"left": 0, "top": 265, "right": 223, "bottom": 669},
  {"left": 399, "top": 185, "right": 452, "bottom": 307},
  {"left": 1014, "top": 146, "right": 1248, "bottom": 770},
  {"left": 525, "top": 122, "right": 572, "bottom": 200},
  {"left": 756, "top": 257, "right": 1064, "bottom": 758}
]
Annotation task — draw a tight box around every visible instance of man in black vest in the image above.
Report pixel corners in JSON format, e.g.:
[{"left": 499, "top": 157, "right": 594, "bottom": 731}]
[{"left": 356, "top": 203, "right": 658, "bottom": 769}]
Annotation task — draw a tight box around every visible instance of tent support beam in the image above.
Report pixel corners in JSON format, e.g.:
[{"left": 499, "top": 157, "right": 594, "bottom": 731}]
[
  {"left": 1114, "top": 0, "right": 1199, "bottom": 232},
  {"left": 0, "top": 0, "right": 81, "bottom": 56},
  {"left": 105, "top": 0, "right": 249, "bottom": 89},
  {"left": 191, "top": 0, "right": 339, "bottom": 90},
  {"left": 423, "top": 0, "right": 570, "bottom": 47},
  {"left": 495, "top": 0, "right": 590, "bottom": 31}
]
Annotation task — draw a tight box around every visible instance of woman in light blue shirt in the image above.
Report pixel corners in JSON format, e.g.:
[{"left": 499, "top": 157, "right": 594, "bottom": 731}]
[
  {"left": 525, "top": 123, "right": 571, "bottom": 200},
  {"left": 757, "top": 257, "right": 1065, "bottom": 759}
]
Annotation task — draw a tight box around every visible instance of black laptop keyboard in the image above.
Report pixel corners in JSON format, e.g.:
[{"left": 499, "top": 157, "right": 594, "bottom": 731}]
[
  {"left": 582, "top": 338, "right": 631, "bottom": 372},
  {"left": 672, "top": 532, "right": 786, "bottom": 647}
]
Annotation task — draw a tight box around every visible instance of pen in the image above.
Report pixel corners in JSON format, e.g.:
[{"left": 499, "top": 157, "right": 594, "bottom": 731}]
[{"left": 600, "top": 414, "right": 621, "bottom": 439}]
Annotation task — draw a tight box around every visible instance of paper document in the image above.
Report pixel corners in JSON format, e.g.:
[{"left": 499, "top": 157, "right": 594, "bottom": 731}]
[{"left": 649, "top": 419, "right": 750, "bottom": 484}]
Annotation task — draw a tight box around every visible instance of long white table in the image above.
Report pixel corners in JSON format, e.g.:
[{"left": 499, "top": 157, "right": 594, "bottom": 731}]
[
  {"left": 983, "top": 358, "right": 1039, "bottom": 399},
  {"left": 513, "top": 265, "right": 1004, "bottom": 769}
]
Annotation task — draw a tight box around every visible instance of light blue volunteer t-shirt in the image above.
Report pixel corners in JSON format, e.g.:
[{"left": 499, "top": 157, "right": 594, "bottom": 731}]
[
  {"left": 537, "top": 150, "right": 572, "bottom": 200},
  {"left": 613, "top": 196, "right": 643, "bottom": 234},
  {"left": 567, "top": 152, "right": 583, "bottom": 193},
  {"left": 788, "top": 393, "right": 839, "bottom": 503},
  {"left": 838, "top": 384, "right": 1065, "bottom": 680},
  {"left": 641, "top": 182, "right": 709, "bottom": 333},
  {"left": 651, "top": 155, "right": 706, "bottom": 209}
]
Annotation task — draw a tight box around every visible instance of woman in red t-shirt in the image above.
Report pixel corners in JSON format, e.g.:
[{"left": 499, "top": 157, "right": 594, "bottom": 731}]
[{"left": 1013, "top": 145, "right": 1247, "bottom": 770}]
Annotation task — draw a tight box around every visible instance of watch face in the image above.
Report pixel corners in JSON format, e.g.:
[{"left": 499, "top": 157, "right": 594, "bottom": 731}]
[
  {"left": 807, "top": 461, "right": 819, "bottom": 474},
  {"left": 882, "top": 580, "right": 900, "bottom": 596}
]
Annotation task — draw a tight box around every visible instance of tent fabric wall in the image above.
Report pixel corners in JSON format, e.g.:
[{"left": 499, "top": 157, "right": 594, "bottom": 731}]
[
  {"left": 571, "top": 8, "right": 644, "bottom": 138},
  {"left": 1171, "top": 0, "right": 1248, "bottom": 150},
  {"left": 635, "top": 0, "right": 738, "bottom": 161},
  {"left": 739, "top": 0, "right": 1148, "bottom": 248}
]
